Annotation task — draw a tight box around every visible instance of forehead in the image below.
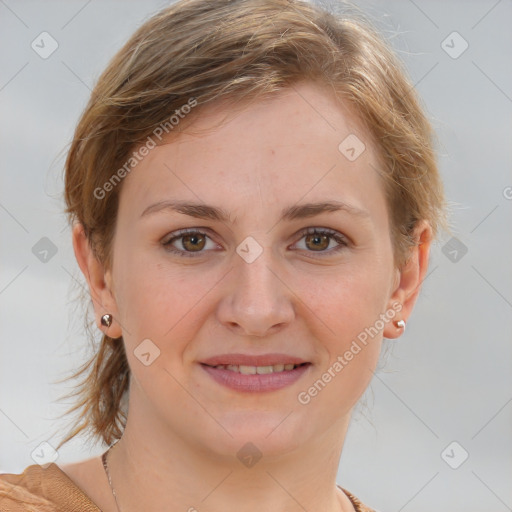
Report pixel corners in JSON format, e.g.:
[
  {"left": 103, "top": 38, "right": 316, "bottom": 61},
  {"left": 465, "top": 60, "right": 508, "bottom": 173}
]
[{"left": 117, "top": 81, "right": 386, "bottom": 223}]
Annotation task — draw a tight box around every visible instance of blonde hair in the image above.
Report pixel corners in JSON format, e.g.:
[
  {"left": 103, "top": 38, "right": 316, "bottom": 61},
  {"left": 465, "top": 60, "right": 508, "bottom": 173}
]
[{"left": 55, "top": 0, "right": 447, "bottom": 450}]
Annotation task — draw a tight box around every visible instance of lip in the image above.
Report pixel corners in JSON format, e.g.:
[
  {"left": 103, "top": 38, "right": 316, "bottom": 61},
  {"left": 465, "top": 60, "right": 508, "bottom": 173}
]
[
  {"left": 199, "top": 353, "right": 312, "bottom": 392},
  {"left": 200, "top": 353, "right": 309, "bottom": 367}
]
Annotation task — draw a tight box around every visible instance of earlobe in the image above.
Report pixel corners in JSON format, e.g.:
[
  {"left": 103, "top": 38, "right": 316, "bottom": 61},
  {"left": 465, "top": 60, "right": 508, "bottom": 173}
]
[
  {"left": 71, "top": 222, "right": 123, "bottom": 339},
  {"left": 383, "top": 220, "right": 433, "bottom": 339}
]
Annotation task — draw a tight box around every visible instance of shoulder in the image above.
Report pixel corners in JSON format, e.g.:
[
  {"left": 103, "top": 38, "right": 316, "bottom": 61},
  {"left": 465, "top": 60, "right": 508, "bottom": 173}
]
[
  {"left": 339, "top": 485, "right": 381, "bottom": 512},
  {"left": 0, "top": 463, "right": 100, "bottom": 512}
]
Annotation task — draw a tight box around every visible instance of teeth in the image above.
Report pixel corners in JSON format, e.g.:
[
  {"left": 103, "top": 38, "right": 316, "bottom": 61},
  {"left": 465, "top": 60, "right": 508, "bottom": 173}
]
[
  {"left": 256, "top": 365, "right": 273, "bottom": 374},
  {"left": 239, "top": 365, "right": 257, "bottom": 375},
  {"left": 212, "top": 363, "right": 301, "bottom": 373}
]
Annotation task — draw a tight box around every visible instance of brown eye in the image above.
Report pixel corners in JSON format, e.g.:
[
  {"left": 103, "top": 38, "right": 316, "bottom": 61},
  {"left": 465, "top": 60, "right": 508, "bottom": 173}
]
[
  {"left": 293, "top": 227, "right": 348, "bottom": 256},
  {"left": 162, "top": 229, "right": 216, "bottom": 257},
  {"left": 181, "top": 233, "right": 206, "bottom": 251},
  {"left": 304, "top": 233, "right": 330, "bottom": 251}
]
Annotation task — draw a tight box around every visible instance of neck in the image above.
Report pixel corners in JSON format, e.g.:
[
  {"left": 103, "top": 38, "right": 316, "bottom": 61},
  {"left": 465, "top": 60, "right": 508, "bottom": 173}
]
[{"left": 106, "top": 398, "right": 356, "bottom": 512}]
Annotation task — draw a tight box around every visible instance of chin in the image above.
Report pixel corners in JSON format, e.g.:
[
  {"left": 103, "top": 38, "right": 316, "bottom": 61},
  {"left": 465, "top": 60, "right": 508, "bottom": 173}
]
[{"left": 204, "top": 409, "right": 312, "bottom": 459}]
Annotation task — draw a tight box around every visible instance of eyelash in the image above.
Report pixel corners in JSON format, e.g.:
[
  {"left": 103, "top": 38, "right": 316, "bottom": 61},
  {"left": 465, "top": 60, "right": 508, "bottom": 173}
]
[{"left": 162, "top": 227, "right": 348, "bottom": 258}]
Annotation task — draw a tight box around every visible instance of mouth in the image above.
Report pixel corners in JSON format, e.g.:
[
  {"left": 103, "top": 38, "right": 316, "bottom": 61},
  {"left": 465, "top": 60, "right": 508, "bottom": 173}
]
[
  {"left": 202, "top": 362, "right": 309, "bottom": 374},
  {"left": 199, "top": 357, "right": 312, "bottom": 392}
]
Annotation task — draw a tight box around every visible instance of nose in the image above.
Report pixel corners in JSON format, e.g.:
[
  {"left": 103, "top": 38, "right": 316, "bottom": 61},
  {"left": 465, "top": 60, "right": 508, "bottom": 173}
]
[{"left": 216, "top": 246, "right": 295, "bottom": 338}]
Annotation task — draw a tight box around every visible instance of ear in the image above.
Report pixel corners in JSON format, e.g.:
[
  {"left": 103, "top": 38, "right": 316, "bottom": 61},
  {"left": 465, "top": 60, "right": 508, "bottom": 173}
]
[
  {"left": 383, "top": 220, "right": 433, "bottom": 339},
  {"left": 72, "top": 222, "right": 122, "bottom": 339}
]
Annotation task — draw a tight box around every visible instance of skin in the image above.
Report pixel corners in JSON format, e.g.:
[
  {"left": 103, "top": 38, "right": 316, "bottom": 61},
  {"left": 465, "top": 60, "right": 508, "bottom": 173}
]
[{"left": 63, "top": 80, "right": 432, "bottom": 512}]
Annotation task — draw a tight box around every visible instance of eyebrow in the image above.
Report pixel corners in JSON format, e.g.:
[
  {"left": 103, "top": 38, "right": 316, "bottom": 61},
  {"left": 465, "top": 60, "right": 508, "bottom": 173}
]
[{"left": 140, "top": 200, "right": 370, "bottom": 223}]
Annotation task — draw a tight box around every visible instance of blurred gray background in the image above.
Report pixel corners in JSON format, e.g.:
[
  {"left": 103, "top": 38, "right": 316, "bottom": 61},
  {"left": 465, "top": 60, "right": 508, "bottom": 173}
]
[{"left": 1, "top": 1, "right": 511, "bottom": 511}]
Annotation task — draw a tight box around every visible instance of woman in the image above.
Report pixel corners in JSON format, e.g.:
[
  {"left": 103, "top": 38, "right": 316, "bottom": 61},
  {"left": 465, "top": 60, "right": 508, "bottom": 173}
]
[{"left": 0, "top": 0, "right": 446, "bottom": 510}]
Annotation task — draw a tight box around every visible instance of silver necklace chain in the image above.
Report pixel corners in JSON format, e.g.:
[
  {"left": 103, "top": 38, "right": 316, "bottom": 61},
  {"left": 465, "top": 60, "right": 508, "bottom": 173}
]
[{"left": 101, "top": 441, "right": 122, "bottom": 512}]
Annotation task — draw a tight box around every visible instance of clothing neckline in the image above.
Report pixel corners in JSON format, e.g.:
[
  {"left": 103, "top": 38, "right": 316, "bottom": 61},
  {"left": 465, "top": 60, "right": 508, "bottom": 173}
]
[
  {"left": 53, "top": 463, "right": 101, "bottom": 510},
  {"left": 53, "top": 463, "right": 364, "bottom": 512}
]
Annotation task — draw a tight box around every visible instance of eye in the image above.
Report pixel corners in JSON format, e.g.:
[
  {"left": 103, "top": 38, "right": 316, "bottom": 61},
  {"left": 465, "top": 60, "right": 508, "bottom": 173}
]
[
  {"left": 162, "top": 228, "right": 218, "bottom": 257},
  {"left": 162, "top": 227, "right": 348, "bottom": 258},
  {"left": 293, "top": 227, "right": 348, "bottom": 256}
]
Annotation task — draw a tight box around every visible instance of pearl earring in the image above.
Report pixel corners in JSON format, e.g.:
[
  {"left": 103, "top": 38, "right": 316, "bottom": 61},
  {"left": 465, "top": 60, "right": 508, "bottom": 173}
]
[{"left": 101, "top": 313, "right": 113, "bottom": 328}]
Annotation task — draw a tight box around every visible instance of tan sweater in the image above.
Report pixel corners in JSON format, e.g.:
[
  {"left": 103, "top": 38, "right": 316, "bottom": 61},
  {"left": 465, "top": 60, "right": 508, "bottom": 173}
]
[{"left": 0, "top": 463, "right": 377, "bottom": 511}]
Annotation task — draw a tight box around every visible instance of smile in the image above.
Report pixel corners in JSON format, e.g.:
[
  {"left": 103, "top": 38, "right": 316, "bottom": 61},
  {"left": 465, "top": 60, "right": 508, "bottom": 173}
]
[
  {"left": 207, "top": 363, "right": 304, "bottom": 374},
  {"left": 200, "top": 362, "right": 311, "bottom": 392}
]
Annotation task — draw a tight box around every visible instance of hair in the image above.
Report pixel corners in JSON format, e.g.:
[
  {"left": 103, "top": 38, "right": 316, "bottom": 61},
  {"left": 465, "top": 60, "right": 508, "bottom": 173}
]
[{"left": 54, "top": 0, "right": 447, "bottom": 450}]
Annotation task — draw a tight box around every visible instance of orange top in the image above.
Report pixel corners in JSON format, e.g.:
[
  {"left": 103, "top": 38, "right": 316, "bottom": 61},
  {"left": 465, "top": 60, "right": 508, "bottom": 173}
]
[{"left": 0, "top": 463, "right": 377, "bottom": 512}]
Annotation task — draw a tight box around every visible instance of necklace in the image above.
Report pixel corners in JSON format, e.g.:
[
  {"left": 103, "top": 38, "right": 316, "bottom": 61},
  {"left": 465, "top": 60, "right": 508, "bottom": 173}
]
[{"left": 101, "top": 441, "right": 122, "bottom": 512}]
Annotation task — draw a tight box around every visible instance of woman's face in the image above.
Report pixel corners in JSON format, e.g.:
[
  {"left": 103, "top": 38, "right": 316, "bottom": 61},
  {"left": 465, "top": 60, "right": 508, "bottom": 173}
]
[{"left": 100, "top": 81, "right": 412, "bottom": 459}]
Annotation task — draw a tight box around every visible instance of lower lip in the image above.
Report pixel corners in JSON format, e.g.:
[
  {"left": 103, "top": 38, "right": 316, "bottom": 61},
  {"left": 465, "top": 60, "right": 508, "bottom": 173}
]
[{"left": 200, "top": 363, "right": 311, "bottom": 392}]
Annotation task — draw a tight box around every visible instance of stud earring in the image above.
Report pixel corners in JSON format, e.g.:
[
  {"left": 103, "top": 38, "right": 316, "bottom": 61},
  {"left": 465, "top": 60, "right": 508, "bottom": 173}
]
[
  {"left": 101, "top": 313, "right": 113, "bottom": 328},
  {"left": 396, "top": 319, "right": 406, "bottom": 331}
]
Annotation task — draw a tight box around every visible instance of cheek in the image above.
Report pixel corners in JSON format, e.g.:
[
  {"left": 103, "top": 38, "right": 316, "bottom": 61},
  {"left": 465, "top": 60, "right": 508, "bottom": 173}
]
[
  {"left": 293, "top": 257, "right": 391, "bottom": 407},
  {"left": 112, "top": 248, "right": 172, "bottom": 340},
  {"left": 113, "top": 249, "right": 215, "bottom": 362},
  {"left": 296, "top": 274, "right": 385, "bottom": 417},
  {"left": 300, "top": 343, "right": 381, "bottom": 422},
  {"left": 296, "top": 257, "right": 392, "bottom": 343}
]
